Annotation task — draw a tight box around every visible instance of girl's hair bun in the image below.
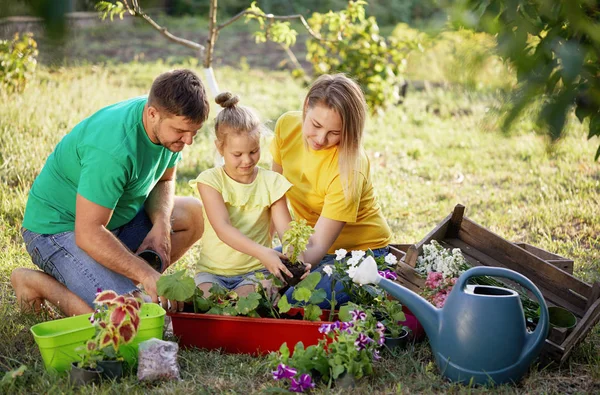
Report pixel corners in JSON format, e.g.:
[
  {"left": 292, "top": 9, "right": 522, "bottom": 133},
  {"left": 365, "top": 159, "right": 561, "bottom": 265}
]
[{"left": 215, "top": 92, "right": 240, "bottom": 108}]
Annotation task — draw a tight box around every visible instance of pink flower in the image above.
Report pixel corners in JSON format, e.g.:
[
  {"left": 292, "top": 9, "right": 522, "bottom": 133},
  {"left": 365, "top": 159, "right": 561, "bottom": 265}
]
[{"left": 425, "top": 271, "right": 444, "bottom": 288}]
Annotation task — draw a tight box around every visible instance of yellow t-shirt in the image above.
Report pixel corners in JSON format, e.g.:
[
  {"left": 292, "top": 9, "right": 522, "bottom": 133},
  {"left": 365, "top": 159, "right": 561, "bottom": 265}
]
[
  {"left": 270, "top": 111, "right": 392, "bottom": 254},
  {"left": 189, "top": 166, "right": 292, "bottom": 276}
]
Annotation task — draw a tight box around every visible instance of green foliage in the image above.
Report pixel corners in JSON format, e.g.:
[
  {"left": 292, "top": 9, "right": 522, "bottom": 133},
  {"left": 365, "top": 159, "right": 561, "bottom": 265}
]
[
  {"left": 95, "top": 1, "right": 127, "bottom": 21},
  {"left": 306, "top": 1, "right": 423, "bottom": 113},
  {"left": 0, "top": 33, "right": 38, "bottom": 94},
  {"left": 246, "top": 2, "right": 298, "bottom": 47},
  {"left": 157, "top": 270, "right": 196, "bottom": 301},
  {"left": 277, "top": 272, "right": 325, "bottom": 320},
  {"left": 374, "top": 298, "right": 406, "bottom": 337},
  {"left": 281, "top": 219, "right": 314, "bottom": 264},
  {"left": 458, "top": 0, "right": 600, "bottom": 159},
  {"left": 396, "top": 25, "right": 516, "bottom": 91},
  {"left": 269, "top": 307, "right": 384, "bottom": 385}
]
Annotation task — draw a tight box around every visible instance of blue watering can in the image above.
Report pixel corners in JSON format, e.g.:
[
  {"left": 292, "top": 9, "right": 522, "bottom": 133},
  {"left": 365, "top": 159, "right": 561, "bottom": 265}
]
[{"left": 353, "top": 257, "right": 549, "bottom": 385}]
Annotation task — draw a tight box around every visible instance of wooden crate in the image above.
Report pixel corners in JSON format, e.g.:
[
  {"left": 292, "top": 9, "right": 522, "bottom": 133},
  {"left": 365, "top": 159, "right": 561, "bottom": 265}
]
[{"left": 389, "top": 204, "right": 600, "bottom": 364}]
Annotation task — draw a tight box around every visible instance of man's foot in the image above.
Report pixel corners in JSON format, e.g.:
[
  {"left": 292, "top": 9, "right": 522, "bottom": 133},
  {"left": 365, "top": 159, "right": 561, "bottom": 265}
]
[
  {"left": 11, "top": 268, "right": 45, "bottom": 313},
  {"left": 10, "top": 268, "right": 92, "bottom": 316}
]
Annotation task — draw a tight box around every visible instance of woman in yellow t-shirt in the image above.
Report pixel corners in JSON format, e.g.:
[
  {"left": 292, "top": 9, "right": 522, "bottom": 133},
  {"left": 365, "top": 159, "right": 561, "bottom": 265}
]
[
  {"left": 190, "top": 92, "right": 301, "bottom": 298},
  {"left": 270, "top": 74, "right": 393, "bottom": 307}
]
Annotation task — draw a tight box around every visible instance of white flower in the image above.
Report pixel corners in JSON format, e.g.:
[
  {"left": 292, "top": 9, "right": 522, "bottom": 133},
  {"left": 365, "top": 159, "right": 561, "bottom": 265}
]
[
  {"left": 323, "top": 265, "right": 333, "bottom": 276},
  {"left": 351, "top": 250, "right": 366, "bottom": 260},
  {"left": 384, "top": 253, "right": 398, "bottom": 265},
  {"left": 347, "top": 256, "right": 360, "bottom": 267},
  {"left": 335, "top": 249, "right": 348, "bottom": 261},
  {"left": 346, "top": 266, "right": 357, "bottom": 279}
]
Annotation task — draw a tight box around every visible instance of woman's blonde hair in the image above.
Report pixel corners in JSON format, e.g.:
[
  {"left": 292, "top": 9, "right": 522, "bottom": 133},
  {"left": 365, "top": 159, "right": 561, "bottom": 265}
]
[
  {"left": 303, "top": 74, "right": 366, "bottom": 201},
  {"left": 214, "top": 92, "right": 262, "bottom": 150}
]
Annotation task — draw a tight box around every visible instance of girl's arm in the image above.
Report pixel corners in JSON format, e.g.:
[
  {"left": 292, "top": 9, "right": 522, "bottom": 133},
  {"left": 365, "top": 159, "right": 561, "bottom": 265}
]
[{"left": 197, "top": 184, "right": 292, "bottom": 280}]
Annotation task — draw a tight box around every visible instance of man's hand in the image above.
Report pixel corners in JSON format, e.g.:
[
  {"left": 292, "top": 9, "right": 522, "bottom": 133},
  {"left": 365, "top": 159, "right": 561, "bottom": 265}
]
[
  {"left": 139, "top": 267, "right": 183, "bottom": 313},
  {"left": 259, "top": 248, "right": 293, "bottom": 282},
  {"left": 136, "top": 222, "right": 172, "bottom": 270}
]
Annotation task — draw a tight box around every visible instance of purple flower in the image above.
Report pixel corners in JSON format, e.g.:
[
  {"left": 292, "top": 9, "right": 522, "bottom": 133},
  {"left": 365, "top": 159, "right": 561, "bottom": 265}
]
[
  {"left": 272, "top": 364, "right": 297, "bottom": 381},
  {"left": 290, "top": 373, "right": 315, "bottom": 392},
  {"left": 350, "top": 310, "right": 366, "bottom": 321},
  {"left": 373, "top": 349, "right": 381, "bottom": 361},
  {"left": 355, "top": 333, "right": 373, "bottom": 351},
  {"left": 318, "top": 323, "right": 331, "bottom": 334},
  {"left": 96, "top": 287, "right": 103, "bottom": 294},
  {"left": 376, "top": 322, "right": 385, "bottom": 334},
  {"left": 340, "top": 321, "right": 354, "bottom": 333},
  {"left": 378, "top": 270, "right": 398, "bottom": 281}
]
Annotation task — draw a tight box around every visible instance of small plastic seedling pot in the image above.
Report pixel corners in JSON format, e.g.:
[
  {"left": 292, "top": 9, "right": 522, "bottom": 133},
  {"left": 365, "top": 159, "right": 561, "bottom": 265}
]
[{"left": 138, "top": 250, "right": 164, "bottom": 273}]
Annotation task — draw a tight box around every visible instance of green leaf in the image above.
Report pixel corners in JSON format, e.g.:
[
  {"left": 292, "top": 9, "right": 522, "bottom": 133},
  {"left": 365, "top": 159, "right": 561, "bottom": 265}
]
[
  {"left": 277, "top": 295, "right": 292, "bottom": 313},
  {"left": 236, "top": 292, "right": 261, "bottom": 315},
  {"left": 332, "top": 364, "right": 345, "bottom": 379},
  {"left": 292, "top": 287, "right": 312, "bottom": 303},
  {"left": 157, "top": 270, "right": 196, "bottom": 301},
  {"left": 303, "top": 304, "right": 322, "bottom": 321},
  {"left": 296, "top": 272, "right": 321, "bottom": 291},
  {"left": 308, "top": 288, "right": 327, "bottom": 305},
  {"left": 338, "top": 305, "right": 353, "bottom": 322}
]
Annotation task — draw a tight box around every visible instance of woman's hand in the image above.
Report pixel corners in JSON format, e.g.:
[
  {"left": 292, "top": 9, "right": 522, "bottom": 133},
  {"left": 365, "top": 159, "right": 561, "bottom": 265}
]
[{"left": 259, "top": 248, "right": 293, "bottom": 281}]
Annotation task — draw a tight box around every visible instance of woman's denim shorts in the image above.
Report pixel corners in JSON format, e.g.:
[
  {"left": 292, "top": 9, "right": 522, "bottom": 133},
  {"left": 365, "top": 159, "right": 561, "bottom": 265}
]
[{"left": 21, "top": 209, "right": 153, "bottom": 308}]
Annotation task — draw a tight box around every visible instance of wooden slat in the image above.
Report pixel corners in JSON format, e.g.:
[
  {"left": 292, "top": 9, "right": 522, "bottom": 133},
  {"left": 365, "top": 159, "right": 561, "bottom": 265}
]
[
  {"left": 459, "top": 219, "right": 592, "bottom": 300},
  {"left": 444, "top": 238, "right": 587, "bottom": 318},
  {"left": 447, "top": 204, "right": 465, "bottom": 238},
  {"left": 585, "top": 282, "right": 600, "bottom": 311},
  {"left": 404, "top": 214, "right": 452, "bottom": 267},
  {"left": 546, "top": 260, "right": 575, "bottom": 274},
  {"left": 559, "top": 297, "right": 600, "bottom": 364}
]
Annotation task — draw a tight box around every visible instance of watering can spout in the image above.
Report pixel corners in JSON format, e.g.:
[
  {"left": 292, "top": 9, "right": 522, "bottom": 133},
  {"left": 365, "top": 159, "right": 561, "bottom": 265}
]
[{"left": 353, "top": 256, "right": 440, "bottom": 338}]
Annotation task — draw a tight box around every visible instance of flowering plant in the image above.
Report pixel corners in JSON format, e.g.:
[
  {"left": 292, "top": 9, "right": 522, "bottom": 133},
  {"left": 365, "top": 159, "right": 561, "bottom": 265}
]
[
  {"left": 330, "top": 249, "right": 399, "bottom": 307},
  {"left": 268, "top": 307, "right": 384, "bottom": 392},
  {"left": 414, "top": 241, "right": 467, "bottom": 308},
  {"left": 77, "top": 290, "right": 143, "bottom": 367},
  {"left": 373, "top": 298, "right": 407, "bottom": 338}
]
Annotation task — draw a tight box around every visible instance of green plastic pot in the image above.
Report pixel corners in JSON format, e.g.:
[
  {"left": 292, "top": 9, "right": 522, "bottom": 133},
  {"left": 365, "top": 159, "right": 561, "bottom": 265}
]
[
  {"left": 547, "top": 306, "right": 577, "bottom": 329},
  {"left": 31, "top": 303, "right": 165, "bottom": 373}
]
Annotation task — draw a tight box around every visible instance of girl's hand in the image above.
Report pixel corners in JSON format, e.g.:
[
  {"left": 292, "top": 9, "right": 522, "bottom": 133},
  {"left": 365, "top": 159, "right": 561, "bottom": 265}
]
[{"left": 260, "top": 248, "right": 293, "bottom": 281}]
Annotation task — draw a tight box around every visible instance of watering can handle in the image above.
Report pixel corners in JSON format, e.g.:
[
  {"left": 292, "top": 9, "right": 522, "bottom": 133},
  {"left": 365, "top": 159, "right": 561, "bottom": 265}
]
[{"left": 456, "top": 266, "right": 549, "bottom": 356}]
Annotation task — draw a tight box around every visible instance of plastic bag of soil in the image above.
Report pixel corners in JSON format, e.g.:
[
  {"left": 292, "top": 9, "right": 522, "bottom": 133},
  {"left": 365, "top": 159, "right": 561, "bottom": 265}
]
[{"left": 137, "top": 338, "right": 181, "bottom": 382}]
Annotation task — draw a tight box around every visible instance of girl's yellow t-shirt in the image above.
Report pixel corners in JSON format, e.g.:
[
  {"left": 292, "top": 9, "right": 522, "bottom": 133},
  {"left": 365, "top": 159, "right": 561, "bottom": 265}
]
[
  {"left": 270, "top": 111, "right": 392, "bottom": 254},
  {"left": 189, "top": 166, "right": 292, "bottom": 276}
]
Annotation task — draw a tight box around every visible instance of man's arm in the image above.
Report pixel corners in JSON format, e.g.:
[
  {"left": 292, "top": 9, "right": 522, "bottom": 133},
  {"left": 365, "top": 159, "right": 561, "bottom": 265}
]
[
  {"left": 74, "top": 194, "right": 161, "bottom": 302},
  {"left": 136, "top": 166, "right": 176, "bottom": 267}
]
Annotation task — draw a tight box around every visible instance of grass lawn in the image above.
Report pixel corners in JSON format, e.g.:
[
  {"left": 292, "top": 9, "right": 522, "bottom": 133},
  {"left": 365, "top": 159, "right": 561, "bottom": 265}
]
[{"left": 1, "top": 13, "right": 600, "bottom": 390}]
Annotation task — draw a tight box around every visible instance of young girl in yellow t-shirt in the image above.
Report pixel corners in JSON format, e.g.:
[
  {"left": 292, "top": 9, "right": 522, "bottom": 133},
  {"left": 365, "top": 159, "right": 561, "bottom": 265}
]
[{"left": 189, "top": 92, "right": 301, "bottom": 297}]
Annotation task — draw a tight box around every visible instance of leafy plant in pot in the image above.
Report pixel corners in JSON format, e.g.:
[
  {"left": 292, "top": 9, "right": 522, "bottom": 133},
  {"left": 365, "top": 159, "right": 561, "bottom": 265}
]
[
  {"left": 281, "top": 219, "right": 314, "bottom": 287},
  {"left": 276, "top": 272, "right": 326, "bottom": 321},
  {"left": 73, "top": 290, "right": 143, "bottom": 382},
  {"left": 372, "top": 298, "right": 410, "bottom": 350}
]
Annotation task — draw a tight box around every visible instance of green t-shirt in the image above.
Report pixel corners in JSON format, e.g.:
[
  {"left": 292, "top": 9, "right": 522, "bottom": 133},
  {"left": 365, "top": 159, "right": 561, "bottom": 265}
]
[{"left": 22, "top": 96, "right": 181, "bottom": 234}]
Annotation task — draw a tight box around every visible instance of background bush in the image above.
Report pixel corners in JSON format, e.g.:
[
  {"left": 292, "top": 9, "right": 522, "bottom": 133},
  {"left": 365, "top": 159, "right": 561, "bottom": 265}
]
[{"left": 0, "top": 33, "right": 38, "bottom": 94}]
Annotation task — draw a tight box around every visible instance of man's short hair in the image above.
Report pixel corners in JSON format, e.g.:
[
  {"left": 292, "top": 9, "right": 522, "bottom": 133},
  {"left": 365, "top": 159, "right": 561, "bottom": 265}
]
[{"left": 148, "top": 69, "right": 210, "bottom": 124}]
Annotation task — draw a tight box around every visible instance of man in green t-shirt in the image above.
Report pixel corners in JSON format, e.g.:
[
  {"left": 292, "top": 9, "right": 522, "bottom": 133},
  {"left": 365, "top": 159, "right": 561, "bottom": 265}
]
[{"left": 11, "top": 69, "right": 209, "bottom": 316}]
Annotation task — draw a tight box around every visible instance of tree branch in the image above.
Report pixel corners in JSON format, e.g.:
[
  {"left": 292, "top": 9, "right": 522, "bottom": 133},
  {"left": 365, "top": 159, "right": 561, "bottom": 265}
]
[
  {"left": 217, "top": 10, "right": 339, "bottom": 42},
  {"left": 125, "top": 0, "right": 204, "bottom": 54}
]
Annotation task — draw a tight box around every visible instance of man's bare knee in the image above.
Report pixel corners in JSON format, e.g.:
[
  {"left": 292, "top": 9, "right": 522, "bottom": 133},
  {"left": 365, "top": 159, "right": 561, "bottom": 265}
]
[{"left": 173, "top": 196, "right": 203, "bottom": 240}]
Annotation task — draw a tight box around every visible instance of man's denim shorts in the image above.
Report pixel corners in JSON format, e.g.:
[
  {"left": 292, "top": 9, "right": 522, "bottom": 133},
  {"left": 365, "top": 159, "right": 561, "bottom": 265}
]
[
  {"left": 21, "top": 209, "right": 153, "bottom": 308},
  {"left": 194, "top": 269, "right": 270, "bottom": 291}
]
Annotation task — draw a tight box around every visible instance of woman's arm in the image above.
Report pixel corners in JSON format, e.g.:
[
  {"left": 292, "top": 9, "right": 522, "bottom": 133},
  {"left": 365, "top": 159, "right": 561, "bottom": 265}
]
[
  {"left": 272, "top": 162, "right": 283, "bottom": 174},
  {"left": 302, "top": 216, "right": 346, "bottom": 265},
  {"left": 198, "top": 184, "right": 292, "bottom": 279}
]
